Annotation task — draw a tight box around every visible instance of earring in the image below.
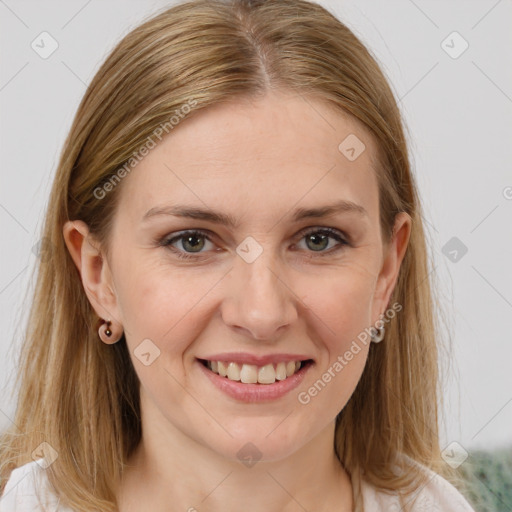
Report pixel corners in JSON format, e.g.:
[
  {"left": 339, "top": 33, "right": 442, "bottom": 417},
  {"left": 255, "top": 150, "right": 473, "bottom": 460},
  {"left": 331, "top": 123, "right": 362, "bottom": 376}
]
[
  {"left": 98, "top": 318, "right": 122, "bottom": 344},
  {"left": 370, "top": 324, "right": 385, "bottom": 343}
]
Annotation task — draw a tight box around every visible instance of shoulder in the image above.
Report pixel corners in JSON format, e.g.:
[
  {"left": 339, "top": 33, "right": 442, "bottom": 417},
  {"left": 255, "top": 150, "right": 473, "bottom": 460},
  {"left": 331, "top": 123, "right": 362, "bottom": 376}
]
[
  {"left": 0, "top": 458, "right": 73, "bottom": 512},
  {"left": 359, "top": 457, "right": 476, "bottom": 512}
]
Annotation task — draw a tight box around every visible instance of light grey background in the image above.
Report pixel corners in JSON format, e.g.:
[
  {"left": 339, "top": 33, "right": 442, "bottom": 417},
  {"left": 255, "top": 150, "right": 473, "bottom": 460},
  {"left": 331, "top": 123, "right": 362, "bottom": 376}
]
[{"left": 1, "top": 0, "right": 511, "bottom": 456}]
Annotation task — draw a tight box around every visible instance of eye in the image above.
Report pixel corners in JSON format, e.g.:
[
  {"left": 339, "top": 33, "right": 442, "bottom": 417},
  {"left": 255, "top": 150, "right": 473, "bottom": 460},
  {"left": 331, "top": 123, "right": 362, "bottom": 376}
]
[
  {"left": 160, "top": 230, "right": 215, "bottom": 260},
  {"left": 158, "top": 226, "right": 349, "bottom": 261},
  {"left": 293, "top": 226, "right": 349, "bottom": 257}
]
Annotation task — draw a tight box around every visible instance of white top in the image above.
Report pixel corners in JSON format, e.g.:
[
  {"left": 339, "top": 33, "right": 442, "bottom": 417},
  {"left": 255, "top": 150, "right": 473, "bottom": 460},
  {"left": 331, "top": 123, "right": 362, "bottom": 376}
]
[{"left": 1, "top": 458, "right": 476, "bottom": 511}]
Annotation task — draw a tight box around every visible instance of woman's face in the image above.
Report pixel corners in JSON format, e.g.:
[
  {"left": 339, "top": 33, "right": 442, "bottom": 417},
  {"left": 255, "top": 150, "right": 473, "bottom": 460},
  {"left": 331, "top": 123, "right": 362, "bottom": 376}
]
[{"left": 80, "top": 90, "right": 410, "bottom": 463}]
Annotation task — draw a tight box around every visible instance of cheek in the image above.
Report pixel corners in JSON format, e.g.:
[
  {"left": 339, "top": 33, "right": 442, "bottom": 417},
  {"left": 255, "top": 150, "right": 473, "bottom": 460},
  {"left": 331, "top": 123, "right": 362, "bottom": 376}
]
[
  {"left": 301, "top": 264, "right": 377, "bottom": 348},
  {"left": 297, "top": 273, "right": 373, "bottom": 418},
  {"left": 114, "top": 242, "right": 378, "bottom": 359},
  {"left": 115, "top": 256, "right": 224, "bottom": 353}
]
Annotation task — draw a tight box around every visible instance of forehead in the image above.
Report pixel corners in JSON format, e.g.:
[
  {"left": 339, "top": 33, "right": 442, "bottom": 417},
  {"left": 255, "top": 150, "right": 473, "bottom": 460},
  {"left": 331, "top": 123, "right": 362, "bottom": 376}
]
[{"left": 116, "top": 90, "right": 381, "bottom": 227}]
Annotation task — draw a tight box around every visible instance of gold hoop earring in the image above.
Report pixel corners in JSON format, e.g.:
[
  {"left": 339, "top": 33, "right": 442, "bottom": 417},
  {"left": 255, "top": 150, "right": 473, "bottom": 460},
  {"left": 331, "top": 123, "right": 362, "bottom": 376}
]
[
  {"left": 370, "top": 325, "right": 385, "bottom": 343},
  {"left": 98, "top": 319, "right": 121, "bottom": 344}
]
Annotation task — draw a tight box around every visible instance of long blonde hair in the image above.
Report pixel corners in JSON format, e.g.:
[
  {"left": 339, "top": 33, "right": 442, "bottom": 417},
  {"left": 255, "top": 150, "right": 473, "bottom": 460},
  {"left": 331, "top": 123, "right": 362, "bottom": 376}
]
[{"left": 0, "top": 0, "right": 469, "bottom": 510}]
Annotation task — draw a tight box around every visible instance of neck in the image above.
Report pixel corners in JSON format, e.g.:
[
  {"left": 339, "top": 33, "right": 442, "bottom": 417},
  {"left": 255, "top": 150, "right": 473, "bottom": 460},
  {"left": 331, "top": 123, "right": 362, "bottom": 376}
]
[{"left": 117, "top": 406, "right": 353, "bottom": 512}]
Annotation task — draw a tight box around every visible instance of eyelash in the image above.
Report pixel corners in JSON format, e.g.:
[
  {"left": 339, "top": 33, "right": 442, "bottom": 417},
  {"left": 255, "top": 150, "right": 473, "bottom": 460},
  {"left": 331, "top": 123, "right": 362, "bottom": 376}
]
[{"left": 159, "top": 227, "right": 349, "bottom": 261}]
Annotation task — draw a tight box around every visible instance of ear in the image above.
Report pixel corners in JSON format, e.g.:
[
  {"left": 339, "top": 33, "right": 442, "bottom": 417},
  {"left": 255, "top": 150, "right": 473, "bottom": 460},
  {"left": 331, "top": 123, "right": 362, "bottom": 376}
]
[
  {"left": 62, "top": 220, "right": 121, "bottom": 324},
  {"left": 371, "top": 212, "right": 411, "bottom": 322}
]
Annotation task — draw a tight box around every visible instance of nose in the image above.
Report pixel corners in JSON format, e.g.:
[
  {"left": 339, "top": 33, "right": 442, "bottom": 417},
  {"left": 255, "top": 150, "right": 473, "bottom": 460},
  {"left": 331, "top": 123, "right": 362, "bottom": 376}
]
[{"left": 221, "top": 250, "right": 298, "bottom": 341}]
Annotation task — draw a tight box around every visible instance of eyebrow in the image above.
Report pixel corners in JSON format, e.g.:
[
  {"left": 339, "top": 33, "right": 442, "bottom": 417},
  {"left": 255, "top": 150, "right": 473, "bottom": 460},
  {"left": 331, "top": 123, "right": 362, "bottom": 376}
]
[{"left": 142, "top": 199, "right": 367, "bottom": 228}]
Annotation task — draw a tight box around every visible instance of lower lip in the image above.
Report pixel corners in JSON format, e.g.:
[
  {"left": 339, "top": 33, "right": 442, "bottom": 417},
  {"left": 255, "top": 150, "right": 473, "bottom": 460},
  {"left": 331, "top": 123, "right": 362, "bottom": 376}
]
[{"left": 196, "top": 359, "right": 313, "bottom": 403}]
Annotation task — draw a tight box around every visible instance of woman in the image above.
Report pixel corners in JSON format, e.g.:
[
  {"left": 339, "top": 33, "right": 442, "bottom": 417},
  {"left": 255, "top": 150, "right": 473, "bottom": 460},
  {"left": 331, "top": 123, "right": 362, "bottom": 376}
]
[{"left": 0, "top": 0, "right": 477, "bottom": 510}]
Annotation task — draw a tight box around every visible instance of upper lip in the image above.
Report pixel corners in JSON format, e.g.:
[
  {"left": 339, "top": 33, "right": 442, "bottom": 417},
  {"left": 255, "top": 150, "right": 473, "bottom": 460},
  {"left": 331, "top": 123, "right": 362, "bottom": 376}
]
[{"left": 197, "top": 352, "right": 313, "bottom": 366}]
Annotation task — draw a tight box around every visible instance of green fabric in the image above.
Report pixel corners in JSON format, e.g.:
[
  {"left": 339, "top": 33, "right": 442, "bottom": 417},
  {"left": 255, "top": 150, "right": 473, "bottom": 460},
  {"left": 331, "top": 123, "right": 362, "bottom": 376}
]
[{"left": 457, "top": 446, "right": 512, "bottom": 512}]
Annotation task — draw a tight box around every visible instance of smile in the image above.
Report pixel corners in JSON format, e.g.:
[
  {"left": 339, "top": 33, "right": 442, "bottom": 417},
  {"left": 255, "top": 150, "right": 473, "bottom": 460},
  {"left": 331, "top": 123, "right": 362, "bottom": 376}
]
[{"left": 199, "top": 359, "right": 313, "bottom": 384}]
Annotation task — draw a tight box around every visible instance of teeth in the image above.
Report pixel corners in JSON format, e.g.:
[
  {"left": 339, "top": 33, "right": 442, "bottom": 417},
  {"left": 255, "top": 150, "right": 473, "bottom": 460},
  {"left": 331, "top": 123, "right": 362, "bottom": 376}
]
[
  {"left": 240, "top": 364, "right": 258, "bottom": 384},
  {"left": 275, "top": 362, "right": 287, "bottom": 381},
  {"left": 258, "top": 364, "right": 276, "bottom": 384},
  {"left": 218, "top": 361, "right": 228, "bottom": 377},
  {"left": 226, "top": 362, "right": 241, "bottom": 381},
  {"left": 205, "top": 359, "right": 306, "bottom": 384}
]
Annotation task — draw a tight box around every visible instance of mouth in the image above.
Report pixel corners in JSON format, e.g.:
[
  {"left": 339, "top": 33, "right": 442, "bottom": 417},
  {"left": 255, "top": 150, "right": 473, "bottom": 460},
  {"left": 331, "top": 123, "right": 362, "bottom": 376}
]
[
  {"left": 196, "top": 357, "right": 314, "bottom": 402},
  {"left": 197, "top": 358, "right": 314, "bottom": 384}
]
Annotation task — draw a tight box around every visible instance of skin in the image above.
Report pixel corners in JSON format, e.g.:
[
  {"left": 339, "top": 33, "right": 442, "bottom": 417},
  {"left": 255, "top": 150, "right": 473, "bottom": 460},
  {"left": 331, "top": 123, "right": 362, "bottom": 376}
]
[{"left": 63, "top": 89, "right": 411, "bottom": 512}]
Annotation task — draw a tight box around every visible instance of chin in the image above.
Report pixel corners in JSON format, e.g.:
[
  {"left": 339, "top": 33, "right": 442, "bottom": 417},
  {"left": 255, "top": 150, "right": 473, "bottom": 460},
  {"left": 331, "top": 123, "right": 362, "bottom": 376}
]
[{"left": 202, "top": 425, "right": 308, "bottom": 465}]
